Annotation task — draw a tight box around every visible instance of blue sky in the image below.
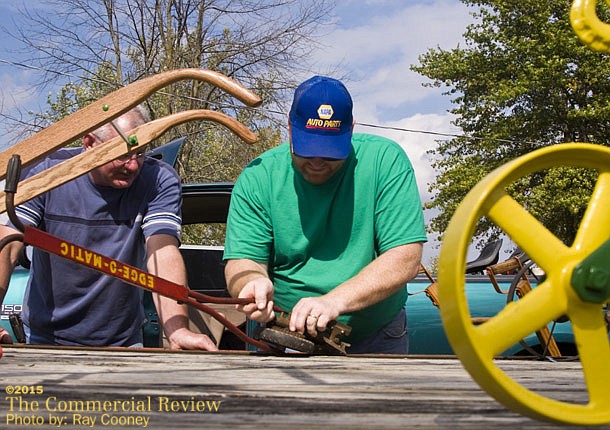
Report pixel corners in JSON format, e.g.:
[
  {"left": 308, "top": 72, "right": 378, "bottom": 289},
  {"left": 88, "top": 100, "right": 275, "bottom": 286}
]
[{"left": 0, "top": 0, "right": 476, "bottom": 263}]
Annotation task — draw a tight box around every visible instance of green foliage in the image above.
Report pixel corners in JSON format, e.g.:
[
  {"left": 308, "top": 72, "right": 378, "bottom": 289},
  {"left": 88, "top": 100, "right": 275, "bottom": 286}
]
[
  {"left": 412, "top": 0, "right": 610, "bottom": 246},
  {"left": 182, "top": 223, "right": 226, "bottom": 247}
]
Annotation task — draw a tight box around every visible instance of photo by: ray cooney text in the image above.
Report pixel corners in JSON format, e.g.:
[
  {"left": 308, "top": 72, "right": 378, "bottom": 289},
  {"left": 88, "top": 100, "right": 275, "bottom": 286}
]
[{"left": 3, "top": 387, "right": 222, "bottom": 428}]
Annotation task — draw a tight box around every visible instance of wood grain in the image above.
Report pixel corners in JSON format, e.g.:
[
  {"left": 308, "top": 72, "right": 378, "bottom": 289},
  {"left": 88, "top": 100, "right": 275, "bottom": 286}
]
[
  {"left": 0, "top": 346, "right": 592, "bottom": 429},
  {"left": 0, "top": 109, "right": 258, "bottom": 214}
]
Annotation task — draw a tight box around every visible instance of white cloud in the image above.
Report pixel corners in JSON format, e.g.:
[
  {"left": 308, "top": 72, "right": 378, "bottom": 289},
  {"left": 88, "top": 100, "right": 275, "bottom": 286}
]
[
  {"left": 0, "top": 71, "right": 38, "bottom": 111},
  {"left": 318, "top": 0, "right": 471, "bottom": 116}
]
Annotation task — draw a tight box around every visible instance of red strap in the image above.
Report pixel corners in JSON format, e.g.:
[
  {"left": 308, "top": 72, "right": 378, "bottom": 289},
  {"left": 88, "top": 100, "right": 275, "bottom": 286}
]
[{"left": 23, "top": 226, "right": 189, "bottom": 302}]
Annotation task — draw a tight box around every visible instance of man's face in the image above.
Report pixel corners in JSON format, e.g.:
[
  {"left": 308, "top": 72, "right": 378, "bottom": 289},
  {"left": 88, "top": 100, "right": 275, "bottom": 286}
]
[
  {"left": 288, "top": 119, "right": 349, "bottom": 185},
  {"left": 85, "top": 116, "right": 145, "bottom": 189},
  {"left": 290, "top": 152, "right": 345, "bottom": 185}
]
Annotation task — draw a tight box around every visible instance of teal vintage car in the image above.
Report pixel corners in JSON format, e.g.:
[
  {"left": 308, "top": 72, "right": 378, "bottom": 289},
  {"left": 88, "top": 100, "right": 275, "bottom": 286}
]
[{"left": 406, "top": 274, "right": 577, "bottom": 356}]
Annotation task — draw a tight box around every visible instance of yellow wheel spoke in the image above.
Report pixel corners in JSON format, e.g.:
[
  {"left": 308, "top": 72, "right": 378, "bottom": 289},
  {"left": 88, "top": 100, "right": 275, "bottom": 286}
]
[
  {"left": 573, "top": 171, "right": 610, "bottom": 251},
  {"left": 439, "top": 143, "right": 610, "bottom": 424},
  {"left": 474, "top": 281, "right": 566, "bottom": 355},
  {"left": 569, "top": 305, "right": 610, "bottom": 404},
  {"left": 487, "top": 193, "right": 569, "bottom": 271}
]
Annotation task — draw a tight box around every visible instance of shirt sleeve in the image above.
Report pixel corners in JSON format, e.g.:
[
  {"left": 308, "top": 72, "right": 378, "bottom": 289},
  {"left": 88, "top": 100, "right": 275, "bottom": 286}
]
[
  {"left": 223, "top": 163, "right": 273, "bottom": 262},
  {"left": 373, "top": 142, "right": 427, "bottom": 254},
  {"left": 141, "top": 161, "right": 182, "bottom": 241}
]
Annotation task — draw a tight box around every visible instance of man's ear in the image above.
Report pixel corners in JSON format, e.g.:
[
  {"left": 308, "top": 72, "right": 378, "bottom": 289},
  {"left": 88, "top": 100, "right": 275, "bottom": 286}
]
[{"left": 82, "top": 133, "right": 96, "bottom": 150}]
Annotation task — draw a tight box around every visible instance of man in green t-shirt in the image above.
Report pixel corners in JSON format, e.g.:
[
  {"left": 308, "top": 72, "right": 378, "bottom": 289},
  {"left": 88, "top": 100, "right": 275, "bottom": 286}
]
[{"left": 224, "top": 76, "right": 427, "bottom": 354}]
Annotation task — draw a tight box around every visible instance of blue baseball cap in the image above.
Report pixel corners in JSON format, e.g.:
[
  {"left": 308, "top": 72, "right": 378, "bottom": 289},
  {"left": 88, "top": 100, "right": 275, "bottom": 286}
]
[{"left": 289, "top": 76, "right": 353, "bottom": 159}]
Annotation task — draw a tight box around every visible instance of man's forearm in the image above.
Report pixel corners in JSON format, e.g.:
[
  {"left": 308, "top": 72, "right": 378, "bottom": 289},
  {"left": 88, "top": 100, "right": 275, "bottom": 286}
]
[
  {"left": 146, "top": 234, "right": 190, "bottom": 336},
  {"left": 154, "top": 295, "right": 189, "bottom": 334},
  {"left": 146, "top": 234, "right": 218, "bottom": 351},
  {"left": 325, "top": 242, "right": 423, "bottom": 315},
  {"left": 224, "top": 259, "right": 269, "bottom": 298},
  {"left": 0, "top": 226, "right": 24, "bottom": 306}
]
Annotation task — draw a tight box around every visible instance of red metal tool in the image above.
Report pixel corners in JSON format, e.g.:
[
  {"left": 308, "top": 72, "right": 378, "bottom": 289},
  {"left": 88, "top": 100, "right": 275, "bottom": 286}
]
[{"left": 20, "top": 224, "right": 278, "bottom": 353}]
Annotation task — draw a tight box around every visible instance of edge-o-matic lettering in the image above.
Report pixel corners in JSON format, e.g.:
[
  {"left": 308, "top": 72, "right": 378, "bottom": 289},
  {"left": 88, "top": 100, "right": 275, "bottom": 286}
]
[
  {"left": 59, "top": 242, "right": 102, "bottom": 269},
  {"left": 59, "top": 241, "right": 155, "bottom": 290}
]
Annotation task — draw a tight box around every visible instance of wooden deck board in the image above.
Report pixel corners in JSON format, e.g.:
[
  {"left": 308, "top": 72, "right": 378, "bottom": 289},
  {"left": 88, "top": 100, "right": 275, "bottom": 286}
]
[{"left": 0, "top": 346, "right": 605, "bottom": 429}]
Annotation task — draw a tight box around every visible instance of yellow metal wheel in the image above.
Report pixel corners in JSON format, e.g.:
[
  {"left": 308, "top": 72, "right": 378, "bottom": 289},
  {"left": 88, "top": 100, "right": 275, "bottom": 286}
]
[{"left": 438, "top": 143, "right": 610, "bottom": 425}]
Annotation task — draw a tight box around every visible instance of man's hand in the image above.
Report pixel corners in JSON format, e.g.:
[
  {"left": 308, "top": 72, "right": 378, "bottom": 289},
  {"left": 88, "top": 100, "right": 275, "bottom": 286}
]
[
  {"left": 0, "top": 326, "right": 13, "bottom": 344},
  {"left": 289, "top": 295, "right": 341, "bottom": 337},
  {"left": 166, "top": 327, "right": 218, "bottom": 351},
  {"left": 288, "top": 243, "right": 423, "bottom": 337},
  {"left": 236, "top": 278, "right": 275, "bottom": 323},
  {"left": 147, "top": 235, "right": 219, "bottom": 351}
]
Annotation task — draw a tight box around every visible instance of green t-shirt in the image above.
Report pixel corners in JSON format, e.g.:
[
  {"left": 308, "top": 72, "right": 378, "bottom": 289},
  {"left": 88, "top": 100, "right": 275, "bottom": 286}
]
[{"left": 224, "top": 133, "right": 427, "bottom": 341}]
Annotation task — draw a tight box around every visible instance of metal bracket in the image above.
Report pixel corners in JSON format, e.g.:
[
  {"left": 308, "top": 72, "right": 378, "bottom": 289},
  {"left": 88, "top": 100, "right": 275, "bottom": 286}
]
[{"left": 256, "top": 311, "right": 352, "bottom": 355}]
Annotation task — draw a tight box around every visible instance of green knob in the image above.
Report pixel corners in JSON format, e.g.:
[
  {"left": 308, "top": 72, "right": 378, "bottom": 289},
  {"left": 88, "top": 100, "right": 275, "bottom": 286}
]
[{"left": 571, "top": 239, "right": 610, "bottom": 304}]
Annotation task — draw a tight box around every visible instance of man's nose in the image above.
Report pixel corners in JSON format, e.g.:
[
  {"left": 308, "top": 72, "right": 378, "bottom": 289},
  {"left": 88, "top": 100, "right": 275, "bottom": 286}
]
[
  {"left": 123, "top": 157, "right": 141, "bottom": 170},
  {"left": 309, "top": 157, "right": 326, "bottom": 166}
]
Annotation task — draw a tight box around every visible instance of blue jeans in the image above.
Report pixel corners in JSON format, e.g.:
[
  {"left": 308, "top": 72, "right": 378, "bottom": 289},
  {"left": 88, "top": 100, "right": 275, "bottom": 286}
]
[
  {"left": 346, "top": 308, "right": 408, "bottom": 354},
  {"left": 24, "top": 324, "right": 144, "bottom": 348}
]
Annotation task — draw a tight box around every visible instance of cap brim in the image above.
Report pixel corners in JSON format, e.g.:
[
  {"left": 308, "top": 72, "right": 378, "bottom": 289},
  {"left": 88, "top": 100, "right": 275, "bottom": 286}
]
[{"left": 291, "top": 126, "right": 352, "bottom": 159}]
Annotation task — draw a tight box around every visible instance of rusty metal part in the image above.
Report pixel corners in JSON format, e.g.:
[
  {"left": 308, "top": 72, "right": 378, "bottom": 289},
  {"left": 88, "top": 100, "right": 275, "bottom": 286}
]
[
  {"left": 256, "top": 311, "right": 352, "bottom": 355},
  {"left": 9, "top": 314, "right": 25, "bottom": 343},
  {"left": 257, "top": 326, "right": 316, "bottom": 354}
]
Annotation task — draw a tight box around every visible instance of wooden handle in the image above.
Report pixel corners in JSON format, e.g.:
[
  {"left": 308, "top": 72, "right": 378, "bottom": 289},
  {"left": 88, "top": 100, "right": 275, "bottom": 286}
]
[
  {"left": 0, "top": 69, "right": 262, "bottom": 180},
  {"left": 485, "top": 257, "right": 521, "bottom": 275},
  {"left": 0, "top": 109, "right": 258, "bottom": 214}
]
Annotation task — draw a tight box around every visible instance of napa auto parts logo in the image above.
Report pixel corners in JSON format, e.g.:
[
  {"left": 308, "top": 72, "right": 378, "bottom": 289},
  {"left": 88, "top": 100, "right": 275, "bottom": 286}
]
[
  {"left": 317, "top": 104, "right": 333, "bottom": 119},
  {"left": 305, "top": 104, "right": 342, "bottom": 130}
]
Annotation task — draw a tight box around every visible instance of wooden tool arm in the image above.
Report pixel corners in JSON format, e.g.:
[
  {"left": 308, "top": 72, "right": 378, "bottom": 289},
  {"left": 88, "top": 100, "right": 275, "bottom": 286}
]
[
  {"left": 0, "top": 109, "right": 258, "bottom": 214},
  {"left": 0, "top": 69, "right": 262, "bottom": 180}
]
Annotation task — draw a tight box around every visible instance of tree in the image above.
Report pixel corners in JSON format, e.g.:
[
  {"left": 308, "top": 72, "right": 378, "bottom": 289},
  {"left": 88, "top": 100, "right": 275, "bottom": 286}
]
[
  {"left": 412, "top": 0, "right": 610, "bottom": 247},
  {"left": 3, "top": 0, "right": 336, "bottom": 244},
  {"left": 3, "top": 0, "right": 335, "bottom": 181}
]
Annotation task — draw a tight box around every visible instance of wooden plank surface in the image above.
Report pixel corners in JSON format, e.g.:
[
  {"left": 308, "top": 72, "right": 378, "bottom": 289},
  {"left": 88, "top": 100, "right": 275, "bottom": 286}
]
[{"left": 0, "top": 346, "right": 605, "bottom": 429}]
